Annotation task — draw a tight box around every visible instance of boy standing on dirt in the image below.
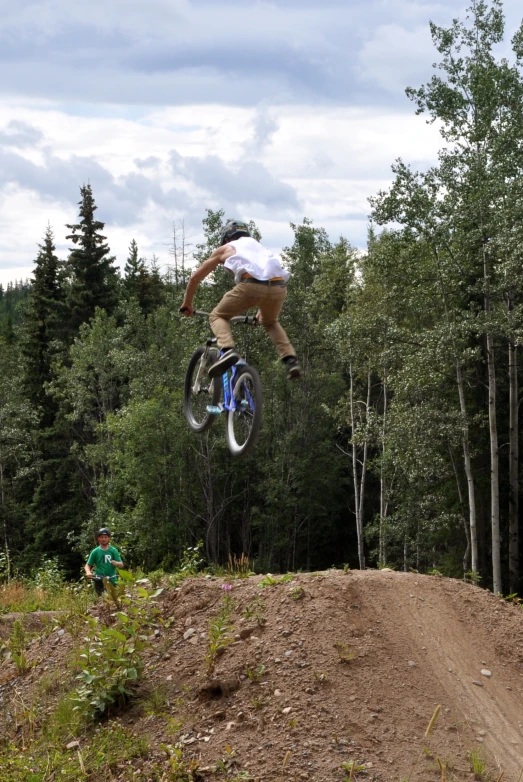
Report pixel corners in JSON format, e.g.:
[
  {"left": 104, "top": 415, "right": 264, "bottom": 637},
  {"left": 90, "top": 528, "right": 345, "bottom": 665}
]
[
  {"left": 84, "top": 528, "right": 124, "bottom": 597},
  {"left": 180, "top": 220, "right": 302, "bottom": 380}
]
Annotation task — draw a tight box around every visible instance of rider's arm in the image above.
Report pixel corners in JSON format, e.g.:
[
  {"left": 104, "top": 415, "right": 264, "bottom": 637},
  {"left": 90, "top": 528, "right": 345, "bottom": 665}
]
[
  {"left": 110, "top": 547, "right": 124, "bottom": 568},
  {"left": 85, "top": 548, "right": 98, "bottom": 578},
  {"left": 180, "top": 245, "right": 234, "bottom": 315}
]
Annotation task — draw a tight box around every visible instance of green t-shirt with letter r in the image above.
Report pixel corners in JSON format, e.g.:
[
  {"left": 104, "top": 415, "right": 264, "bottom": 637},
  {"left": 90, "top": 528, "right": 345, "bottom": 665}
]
[{"left": 87, "top": 545, "right": 122, "bottom": 582}]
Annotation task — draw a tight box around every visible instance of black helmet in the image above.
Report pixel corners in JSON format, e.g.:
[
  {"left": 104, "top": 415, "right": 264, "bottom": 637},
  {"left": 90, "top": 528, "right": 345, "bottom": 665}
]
[
  {"left": 220, "top": 220, "right": 251, "bottom": 246},
  {"left": 97, "top": 527, "right": 111, "bottom": 537}
]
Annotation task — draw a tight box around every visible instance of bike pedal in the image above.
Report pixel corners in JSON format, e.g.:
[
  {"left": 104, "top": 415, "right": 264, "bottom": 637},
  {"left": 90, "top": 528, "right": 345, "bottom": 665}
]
[{"left": 206, "top": 404, "right": 223, "bottom": 416}]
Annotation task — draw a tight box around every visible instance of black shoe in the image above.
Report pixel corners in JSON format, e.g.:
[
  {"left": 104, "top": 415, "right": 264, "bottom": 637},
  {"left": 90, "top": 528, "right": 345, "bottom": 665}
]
[
  {"left": 283, "top": 355, "right": 302, "bottom": 380},
  {"left": 208, "top": 349, "right": 241, "bottom": 378}
]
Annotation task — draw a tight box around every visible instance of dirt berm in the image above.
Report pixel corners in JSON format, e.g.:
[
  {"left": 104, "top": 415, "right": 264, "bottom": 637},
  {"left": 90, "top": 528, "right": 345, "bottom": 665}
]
[{"left": 1, "top": 569, "right": 523, "bottom": 780}]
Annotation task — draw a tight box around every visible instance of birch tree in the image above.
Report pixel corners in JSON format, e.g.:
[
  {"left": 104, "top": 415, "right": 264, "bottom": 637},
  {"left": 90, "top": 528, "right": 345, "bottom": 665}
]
[{"left": 372, "top": 0, "right": 523, "bottom": 593}]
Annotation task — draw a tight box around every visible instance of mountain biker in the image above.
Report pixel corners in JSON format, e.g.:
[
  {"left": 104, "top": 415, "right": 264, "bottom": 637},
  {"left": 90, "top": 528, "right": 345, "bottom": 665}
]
[
  {"left": 180, "top": 220, "right": 302, "bottom": 380},
  {"left": 84, "top": 528, "right": 124, "bottom": 597}
]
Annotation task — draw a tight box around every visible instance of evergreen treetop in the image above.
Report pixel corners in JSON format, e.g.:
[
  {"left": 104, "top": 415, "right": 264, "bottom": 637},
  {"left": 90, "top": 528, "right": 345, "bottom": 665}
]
[
  {"left": 66, "top": 184, "right": 119, "bottom": 335},
  {"left": 21, "top": 225, "right": 66, "bottom": 418}
]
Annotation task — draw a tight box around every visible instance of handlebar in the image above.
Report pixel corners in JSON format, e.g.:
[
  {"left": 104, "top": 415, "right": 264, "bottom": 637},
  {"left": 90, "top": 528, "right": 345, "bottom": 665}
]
[{"left": 191, "top": 310, "right": 257, "bottom": 326}]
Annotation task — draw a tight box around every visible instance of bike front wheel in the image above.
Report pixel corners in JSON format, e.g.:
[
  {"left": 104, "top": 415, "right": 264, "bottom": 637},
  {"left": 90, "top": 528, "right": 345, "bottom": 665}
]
[
  {"left": 184, "top": 347, "right": 221, "bottom": 433},
  {"left": 225, "top": 365, "right": 263, "bottom": 458}
]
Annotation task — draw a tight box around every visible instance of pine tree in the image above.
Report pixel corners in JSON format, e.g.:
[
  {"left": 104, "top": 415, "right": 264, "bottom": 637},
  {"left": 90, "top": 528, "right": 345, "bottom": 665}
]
[
  {"left": 144, "top": 254, "right": 165, "bottom": 313},
  {"left": 123, "top": 239, "right": 165, "bottom": 315},
  {"left": 2, "top": 314, "right": 14, "bottom": 345},
  {"left": 132, "top": 254, "right": 166, "bottom": 316},
  {"left": 124, "top": 239, "right": 144, "bottom": 296},
  {"left": 21, "top": 225, "right": 66, "bottom": 425},
  {"left": 66, "top": 184, "right": 119, "bottom": 335},
  {"left": 15, "top": 227, "right": 79, "bottom": 573}
]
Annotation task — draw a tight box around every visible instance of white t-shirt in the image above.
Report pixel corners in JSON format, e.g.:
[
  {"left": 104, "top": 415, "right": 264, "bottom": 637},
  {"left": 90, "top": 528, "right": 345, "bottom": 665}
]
[{"left": 224, "top": 237, "right": 291, "bottom": 284}]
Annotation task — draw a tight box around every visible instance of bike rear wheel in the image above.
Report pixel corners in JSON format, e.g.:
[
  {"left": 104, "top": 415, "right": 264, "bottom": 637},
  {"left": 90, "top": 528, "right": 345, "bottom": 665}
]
[
  {"left": 225, "top": 365, "right": 263, "bottom": 457},
  {"left": 184, "top": 346, "right": 220, "bottom": 433}
]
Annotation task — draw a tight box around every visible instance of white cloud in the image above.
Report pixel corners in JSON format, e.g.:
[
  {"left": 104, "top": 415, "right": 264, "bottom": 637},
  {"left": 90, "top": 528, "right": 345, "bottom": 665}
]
[
  {"left": 0, "top": 185, "right": 71, "bottom": 281},
  {"left": 1, "top": 0, "right": 522, "bottom": 285},
  {"left": 357, "top": 24, "right": 434, "bottom": 95},
  {"left": 265, "top": 106, "right": 442, "bottom": 179},
  {"left": 0, "top": 100, "right": 444, "bottom": 285}
]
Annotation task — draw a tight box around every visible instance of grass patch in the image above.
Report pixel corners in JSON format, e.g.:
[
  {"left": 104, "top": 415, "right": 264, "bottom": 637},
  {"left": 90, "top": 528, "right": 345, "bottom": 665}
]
[
  {"left": 470, "top": 750, "right": 486, "bottom": 779},
  {"left": 227, "top": 553, "right": 254, "bottom": 578},
  {"left": 205, "top": 594, "right": 236, "bottom": 675},
  {"left": 241, "top": 596, "right": 266, "bottom": 626},
  {"left": 334, "top": 640, "right": 356, "bottom": 663},
  {"left": 140, "top": 683, "right": 170, "bottom": 716},
  {"left": 0, "top": 719, "right": 150, "bottom": 781},
  {"left": 259, "top": 573, "right": 294, "bottom": 587},
  {"left": 0, "top": 580, "right": 93, "bottom": 614}
]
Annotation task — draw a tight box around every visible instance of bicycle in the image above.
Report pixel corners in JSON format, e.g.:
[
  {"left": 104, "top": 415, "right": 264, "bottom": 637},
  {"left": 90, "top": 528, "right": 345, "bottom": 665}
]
[
  {"left": 86, "top": 573, "right": 119, "bottom": 597},
  {"left": 183, "top": 311, "right": 263, "bottom": 458}
]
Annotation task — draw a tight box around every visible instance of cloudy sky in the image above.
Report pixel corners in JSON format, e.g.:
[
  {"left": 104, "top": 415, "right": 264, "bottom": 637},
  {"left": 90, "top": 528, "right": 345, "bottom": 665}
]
[{"left": 1, "top": 0, "right": 522, "bottom": 286}]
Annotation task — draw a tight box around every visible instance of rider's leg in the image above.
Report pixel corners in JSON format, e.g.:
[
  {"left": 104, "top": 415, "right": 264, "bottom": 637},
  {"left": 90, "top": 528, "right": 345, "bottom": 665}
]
[
  {"left": 256, "top": 286, "right": 296, "bottom": 359},
  {"left": 209, "top": 285, "right": 258, "bottom": 349},
  {"left": 94, "top": 579, "right": 105, "bottom": 598},
  {"left": 208, "top": 285, "right": 258, "bottom": 377},
  {"left": 257, "top": 286, "right": 302, "bottom": 379}
]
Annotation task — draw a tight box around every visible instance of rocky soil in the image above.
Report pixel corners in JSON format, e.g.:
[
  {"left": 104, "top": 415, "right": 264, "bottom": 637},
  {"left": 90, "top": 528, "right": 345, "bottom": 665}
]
[{"left": 1, "top": 569, "right": 523, "bottom": 781}]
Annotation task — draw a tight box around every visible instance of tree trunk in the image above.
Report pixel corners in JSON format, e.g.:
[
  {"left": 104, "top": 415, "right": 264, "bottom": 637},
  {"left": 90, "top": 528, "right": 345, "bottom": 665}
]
[
  {"left": 357, "top": 372, "right": 371, "bottom": 570},
  {"left": 349, "top": 363, "right": 366, "bottom": 570},
  {"left": 379, "top": 373, "right": 388, "bottom": 565},
  {"left": 484, "top": 255, "right": 502, "bottom": 594},
  {"left": 508, "top": 333, "right": 519, "bottom": 593},
  {"left": 455, "top": 360, "right": 478, "bottom": 573},
  {"left": 0, "top": 460, "right": 11, "bottom": 581},
  {"left": 449, "top": 443, "right": 471, "bottom": 574},
  {"left": 434, "top": 247, "right": 478, "bottom": 574}
]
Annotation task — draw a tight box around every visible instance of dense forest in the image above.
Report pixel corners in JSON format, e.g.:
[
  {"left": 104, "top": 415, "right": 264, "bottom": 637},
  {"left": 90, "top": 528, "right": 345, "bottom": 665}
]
[{"left": 1, "top": 0, "right": 523, "bottom": 595}]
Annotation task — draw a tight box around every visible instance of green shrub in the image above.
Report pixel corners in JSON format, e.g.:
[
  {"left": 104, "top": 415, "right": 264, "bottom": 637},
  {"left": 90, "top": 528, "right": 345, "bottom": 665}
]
[
  {"left": 146, "top": 568, "right": 165, "bottom": 588},
  {"left": 0, "top": 549, "right": 9, "bottom": 583},
  {"left": 32, "top": 558, "right": 65, "bottom": 592},
  {"left": 71, "top": 584, "right": 161, "bottom": 721},
  {"left": 205, "top": 594, "right": 235, "bottom": 675},
  {"left": 179, "top": 541, "right": 204, "bottom": 575}
]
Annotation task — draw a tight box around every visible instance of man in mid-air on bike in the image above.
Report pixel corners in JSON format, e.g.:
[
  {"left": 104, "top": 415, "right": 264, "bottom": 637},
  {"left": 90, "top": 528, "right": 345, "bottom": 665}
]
[
  {"left": 180, "top": 220, "right": 302, "bottom": 380},
  {"left": 84, "top": 528, "right": 124, "bottom": 598}
]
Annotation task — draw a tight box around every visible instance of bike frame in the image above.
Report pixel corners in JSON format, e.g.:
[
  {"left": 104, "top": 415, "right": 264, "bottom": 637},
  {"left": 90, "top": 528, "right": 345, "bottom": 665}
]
[
  {"left": 221, "top": 360, "right": 255, "bottom": 414},
  {"left": 190, "top": 312, "right": 257, "bottom": 417},
  {"left": 190, "top": 345, "right": 252, "bottom": 416},
  {"left": 184, "top": 311, "right": 262, "bottom": 457}
]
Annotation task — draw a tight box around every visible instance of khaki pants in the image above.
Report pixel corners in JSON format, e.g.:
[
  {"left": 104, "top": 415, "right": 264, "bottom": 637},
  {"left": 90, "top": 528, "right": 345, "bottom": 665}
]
[{"left": 209, "top": 281, "right": 295, "bottom": 360}]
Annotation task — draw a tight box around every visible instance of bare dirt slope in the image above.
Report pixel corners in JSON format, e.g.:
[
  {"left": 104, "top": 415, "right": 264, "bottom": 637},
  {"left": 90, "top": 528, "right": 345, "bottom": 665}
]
[{"left": 2, "top": 569, "right": 523, "bottom": 781}]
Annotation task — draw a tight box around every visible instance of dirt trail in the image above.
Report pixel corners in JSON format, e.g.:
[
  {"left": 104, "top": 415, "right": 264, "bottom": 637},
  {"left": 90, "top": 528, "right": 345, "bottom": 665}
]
[
  {"left": 347, "top": 571, "right": 523, "bottom": 777},
  {"left": 382, "top": 572, "right": 522, "bottom": 771},
  {"left": 1, "top": 569, "right": 523, "bottom": 781}
]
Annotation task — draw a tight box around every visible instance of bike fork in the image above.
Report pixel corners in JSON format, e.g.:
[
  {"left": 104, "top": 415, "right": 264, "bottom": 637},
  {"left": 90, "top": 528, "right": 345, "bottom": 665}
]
[
  {"left": 191, "top": 337, "right": 216, "bottom": 394},
  {"left": 192, "top": 345, "right": 213, "bottom": 395}
]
